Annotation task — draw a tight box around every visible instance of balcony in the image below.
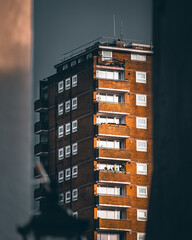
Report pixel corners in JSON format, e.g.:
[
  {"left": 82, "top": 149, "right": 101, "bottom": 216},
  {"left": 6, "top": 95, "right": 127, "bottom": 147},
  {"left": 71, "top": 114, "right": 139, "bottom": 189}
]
[
  {"left": 94, "top": 148, "right": 131, "bottom": 161},
  {"left": 34, "top": 143, "right": 48, "bottom": 156},
  {"left": 34, "top": 187, "right": 44, "bottom": 200},
  {"left": 96, "top": 218, "right": 131, "bottom": 232},
  {"left": 96, "top": 195, "right": 131, "bottom": 208},
  {"left": 94, "top": 102, "right": 130, "bottom": 115},
  {"left": 34, "top": 99, "right": 48, "bottom": 112},
  {"left": 34, "top": 121, "right": 48, "bottom": 134},
  {"left": 95, "top": 170, "right": 130, "bottom": 184},
  {"left": 95, "top": 79, "right": 129, "bottom": 93},
  {"left": 95, "top": 124, "right": 130, "bottom": 139}
]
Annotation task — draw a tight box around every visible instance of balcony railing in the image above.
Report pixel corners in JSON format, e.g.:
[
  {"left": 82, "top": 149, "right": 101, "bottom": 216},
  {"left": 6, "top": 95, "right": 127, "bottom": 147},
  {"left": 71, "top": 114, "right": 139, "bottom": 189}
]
[
  {"left": 94, "top": 102, "right": 130, "bottom": 115},
  {"left": 34, "top": 121, "right": 48, "bottom": 134},
  {"left": 95, "top": 124, "right": 130, "bottom": 138},
  {"left": 95, "top": 170, "right": 130, "bottom": 184},
  {"left": 95, "top": 218, "right": 131, "bottom": 231},
  {"left": 34, "top": 143, "right": 48, "bottom": 156},
  {"left": 95, "top": 79, "right": 129, "bottom": 92},
  {"left": 94, "top": 147, "right": 131, "bottom": 161},
  {"left": 34, "top": 99, "right": 48, "bottom": 112},
  {"left": 95, "top": 194, "right": 131, "bottom": 208}
]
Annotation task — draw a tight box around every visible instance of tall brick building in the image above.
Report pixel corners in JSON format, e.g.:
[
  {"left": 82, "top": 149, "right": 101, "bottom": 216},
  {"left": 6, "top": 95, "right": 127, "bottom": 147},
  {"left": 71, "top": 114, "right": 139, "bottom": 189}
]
[{"left": 34, "top": 38, "right": 153, "bottom": 240}]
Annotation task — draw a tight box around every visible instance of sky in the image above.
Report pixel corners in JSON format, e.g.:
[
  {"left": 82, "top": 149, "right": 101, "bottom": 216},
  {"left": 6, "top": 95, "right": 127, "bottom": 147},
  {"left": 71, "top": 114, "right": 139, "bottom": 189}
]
[{"left": 33, "top": 0, "right": 152, "bottom": 93}]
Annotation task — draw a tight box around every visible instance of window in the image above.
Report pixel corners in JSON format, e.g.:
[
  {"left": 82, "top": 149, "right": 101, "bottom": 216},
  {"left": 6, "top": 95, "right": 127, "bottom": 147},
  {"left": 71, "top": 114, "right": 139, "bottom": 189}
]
[
  {"left": 72, "top": 189, "right": 78, "bottom": 201},
  {"left": 65, "top": 78, "right": 70, "bottom": 90},
  {"left": 65, "top": 100, "right": 70, "bottom": 113},
  {"left": 136, "top": 94, "right": 147, "bottom": 106},
  {"left": 58, "top": 171, "right": 64, "bottom": 183},
  {"left": 65, "top": 168, "right": 71, "bottom": 181},
  {"left": 65, "top": 191, "right": 71, "bottom": 203},
  {"left": 72, "top": 97, "right": 77, "bottom": 110},
  {"left": 96, "top": 70, "right": 124, "bottom": 80},
  {"left": 136, "top": 140, "right": 147, "bottom": 152},
  {"left": 137, "top": 233, "right": 146, "bottom": 240},
  {"left": 58, "top": 148, "right": 64, "bottom": 160},
  {"left": 97, "top": 139, "right": 123, "bottom": 149},
  {"left": 72, "top": 143, "right": 78, "bottom": 155},
  {"left": 97, "top": 185, "right": 122, "bottom": 195},
  {"left": 131, "top": 54, "right": 146, "bottom": 61},
  {"left": 72, "top": 75, "right": 77, "bottom": 87},
  {"left": 102, "top": 51, "right": 112, "bottom": 61},
  {"left": 86, "top": 53, "right": 92, "bottom": 59},
  {"left": 71, "top": 60, "right": 76, "bottom": 67},
  {"left": 58, "top": 81, "right": 64, "bottom": 93},
  {"left": 73, "top": 212, "right": 78, "bottom": 218},
  {"left": 58, "top": 193, "right": 64, "bottom": 205},
  {"left": 63, "top": 64, "right": 68, "bottom": 70},
  {"left": 65, "top": 145, "right": 71, "bottom": 158},
  {"left": 96, "top": 93, "right": 123, "bottom": 103},
  {"left": 136, "top": 117, "right": 147, "bottom": 129},
  {"left": 72, "top": 120, "right": 77, "bottom": 133},
  {"left": 58, "top": 103, "right": 63, "bottom": 116},
  {"left": 136, "top": 72, "right": 147, "bottom": 83},
  {"left": 65, "top": 123, "right": 71, "bottom": 135},
  {"left": 137, "top": 186, "right": 147, "bottom": 198},
  {"left": 97, "top": 233, "right": 120, "bottom": 240},
  {"left": 97, "top": 115, "right": 124, "bottom": 125},
  {"left": 137, "top": 209, "right": 147, "bottom": 221},
  {"left": 137, "top": 163, "right": 147, "bottom": 175},
  {"left": 58, "top": 125, "right": 64, "bottom": 138},
  {"left": 72, "top": 166, "right": 78, "bottom": 178}
]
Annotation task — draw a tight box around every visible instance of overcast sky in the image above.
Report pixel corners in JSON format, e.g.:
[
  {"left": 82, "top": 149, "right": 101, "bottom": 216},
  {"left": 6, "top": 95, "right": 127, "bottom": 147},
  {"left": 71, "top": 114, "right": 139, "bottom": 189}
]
[{"left": 33, "top": 0, "right": 152, "bottom": 94}]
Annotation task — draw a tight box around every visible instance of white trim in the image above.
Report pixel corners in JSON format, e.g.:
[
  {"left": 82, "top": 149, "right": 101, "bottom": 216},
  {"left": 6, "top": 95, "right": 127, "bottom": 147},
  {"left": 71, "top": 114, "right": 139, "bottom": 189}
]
[
  {"left": 97, "top": 134, "right": 129, "bottom": 138},
  {"left": 136, "top": 117, "right": 147, "bottom": 129},
  {"left": 137, "top": 186, "right": 148, "bottom": 198},
  {"left": 97, "top": 87, "right": 130, "bottom": 93},
  {"left": 99, "top": 110, "right": 130, "bottom": 115},
  {"left": 99, "top": 45, "right": 153, "bottom": 54},
  {"left": 98, "top": 180, "right": 130, "bottom": 185},
  {"left": 137, "top": 163, "right": 147, "bottom": 175},
  {"left": 96, "top": 157, "right": 131, "bottom": 162},
  {"left": 137, "top": 209, "right": 147, "bottom": 221}
]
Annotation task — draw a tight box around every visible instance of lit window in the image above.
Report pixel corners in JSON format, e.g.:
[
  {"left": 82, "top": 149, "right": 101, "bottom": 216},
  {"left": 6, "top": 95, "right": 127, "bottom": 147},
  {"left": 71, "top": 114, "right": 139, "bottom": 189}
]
[
  {"left": 58, "top": 125, "right": 64, "bottom": 138},
  {"left": 137, "top": 163, "right": 147, "bottom": 175},
  {"left": 65, "top": 100, "right": 70, "bottom": 113},
  {"left": 65, "top": 78, "right": 71, "bottom": 90},
  {"left": 65, "top": 123, "right": 71, "bottom": 135},
  {"left": 58, "top": 148, "right": 64, "bottom": 160},
  {"left": 136, "top": 140, "right": 147, "bottom": 152},
  {"left": 136, "top": 72, "right": 147, "bottom": 83},
  {"left": 58, "top": 193, "right": 64, "bottom": 205},
  {"left": 65, "top": 145, "right": 71, "bottom": 158},
  {"left": 137, "top": 186, "right": 147, "bottom": 198},
  {"left": 72, "top": 166, "right": 78, "bottom": 178},
  {"left": 58, "top": 171, "right": 64, "bottom": 183},
  {"left": 58, "top": 81, "right": 64, "bottom": 93},
  {"left": 71, "top": 60, "right": 76, "bottom": 67},
  {"left": 72, "top": 97, "right": 77, "bottom": 110},
  {"left": 72, "top": 143, "right": 78, "bottom": 155},
  {"left": 97, "top": 139, "right": 123, "bottom": 149},
  {"left": 65, "top": 168, "right": 71, "bottom": 181},
  {"left": 137, "top": 233, "right": 146, "bottom": 240},
  {"left": 72, "top": 75, "right": 77, "bottom": 87},
  {"left": 131, "top": 54, "right": 146, "bottom": 61},
  {"left": 63, "top": 64, "right": 68, "bottom": 70},
  {"left": 72, "top": 189, "right": 78, "bottom": 201},
  {"left": 136, "top": 94, "right": 147, "bottom": 106},
  {"left": 137, "top": 209, "right": 147, "bottom": 221},
  {"left": 72, "top": 120, "right": 77, "bottom": 133},
  {"left": 73, "top": 212, "right": 78, "bottom": 218},
  {"left": 136, "top": 117, "right": 147, "bottom": 129},
  {"left": 58, "top": 103, "right": 63, "bottom": 116},
  {"left": 65, "top": 191, "right": 71, "bottom": 203},
  {"left": 102, "top": 51, "right": 112, "bottom": 61}
]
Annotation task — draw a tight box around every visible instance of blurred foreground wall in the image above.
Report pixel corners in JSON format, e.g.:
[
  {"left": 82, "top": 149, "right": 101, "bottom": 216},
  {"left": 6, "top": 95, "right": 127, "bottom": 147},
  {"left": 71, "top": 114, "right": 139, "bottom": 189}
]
[
  {"left": 146, "top": 1, "right": 192, "bottom": 240},
  {"left": 0, "top": 0, "right": 32, "bottom": 239}
]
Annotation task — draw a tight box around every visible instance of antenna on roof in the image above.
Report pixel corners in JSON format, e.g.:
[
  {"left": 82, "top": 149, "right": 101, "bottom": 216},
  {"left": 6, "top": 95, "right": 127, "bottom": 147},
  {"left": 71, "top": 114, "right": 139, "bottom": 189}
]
[
  {"left": 120, "top": 20, "right": 123, "bottom": 40},
  {"left": 113, "top": 14, "right": 116, "bottom": 39}
]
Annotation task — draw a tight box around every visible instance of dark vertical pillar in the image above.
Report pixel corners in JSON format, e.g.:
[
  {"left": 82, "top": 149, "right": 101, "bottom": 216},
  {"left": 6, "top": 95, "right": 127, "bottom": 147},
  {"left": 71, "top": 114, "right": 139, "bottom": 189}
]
[
  {"left": 0, "top": 0, "right": 32, "bottom": 239},
  {"left": 146, "top": 1, "right": 192, "bottom": 240}
]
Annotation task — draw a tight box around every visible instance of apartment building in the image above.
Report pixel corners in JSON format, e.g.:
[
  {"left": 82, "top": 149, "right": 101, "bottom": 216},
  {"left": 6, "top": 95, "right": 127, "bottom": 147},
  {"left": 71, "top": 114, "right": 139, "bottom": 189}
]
[{"left": 34, "top": 38, "right": 153, "bottom": 240}]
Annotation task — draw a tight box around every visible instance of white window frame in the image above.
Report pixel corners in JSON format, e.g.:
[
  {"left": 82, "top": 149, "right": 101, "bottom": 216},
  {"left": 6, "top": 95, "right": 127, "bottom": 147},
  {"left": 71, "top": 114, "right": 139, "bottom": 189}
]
[
  {"left": 72, "top": 75, "right": 77, "bottom": 87},
  {"left": 137, "top": 186, "right": 148, "bottom": 198},
  {"left": 72, "top": 143, "right": 78, "bottom": 155},
  {"left": 136, "top": 140, "right": 147, "bottom": 152},
  {"left": 136, "top": 117, "right": 147, "bottom": 129},
  {"left": 58, "top": 193, "right": 64, "bottom": 205},
  {"left": 137, "top": 209, "right": 147, "bottom": 221},
  {"left": 58, "top": 148, "right": 64, "bottom": 160},
  {"left": 65, "top": 145, "right": 71, "bottom": 158},
  {"left": 58, "top": 103, "right": 63, "bottom": 116},
  {"left": 58, "top": 81, "right": 64, "bottom": 93},
  {"left": 58, "top": 171, "right": 64, "bottom": 183},
  {"left": 72, "top": 189, "right": 78, "bottom": 201},
  {"left": 58, "top": 125, "right": 64, "bottom": 138},
  {"left": 137, "top": 163, "right": 147, "bottom": 175},
  {"left": 136, "top": 71, "right": 147, "bottom": 83},
  {"left": 72, "top": 97, "right": 77, "bottom": 110},
  {"left": 65, "top": 78, "right": 71, "bottom": 90},
  {"left": 72, "top": 166, "right": 78, "bottom": 178},
  {"left": 102, "top": 51, "right": 112, "bottom": 61},
  {"left": 136, "top": 94, "right": 147, "bottom": 106},
  {"left": 137, "top": 233, "right": 146, "bottom": 240},
  {"left": 65, "top": 168, "right": 71, "bottom": 181},
  {"left": 72, "top": 120, "right": 78, "bottom": 133},
  {"left": 65, "top": 122, "right": 71, "bottom": 135},
  {"left": 65, "top": 100, "right": 70, "bottom": 113},
  {"left": 65, "top": 191, "right": 71, "bottom": 203},
  {"left": 131, "top": 54, "right": 146, "bottom": 61}
]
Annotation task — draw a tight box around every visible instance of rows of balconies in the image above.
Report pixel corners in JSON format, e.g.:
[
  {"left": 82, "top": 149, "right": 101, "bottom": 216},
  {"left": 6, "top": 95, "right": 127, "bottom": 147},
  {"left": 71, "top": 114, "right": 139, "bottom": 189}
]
[
  {"left": 34, "top": 121, "right": 48, "bottom": 134},
  {"left": 95, "top": 79, "right": 129, "bottom": 93},
  {"left": 95, "top": 124, "right": 130, "bottom": 139},
  {"left": 95, "top": 102, "right": 130, "bottom": 115}
]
